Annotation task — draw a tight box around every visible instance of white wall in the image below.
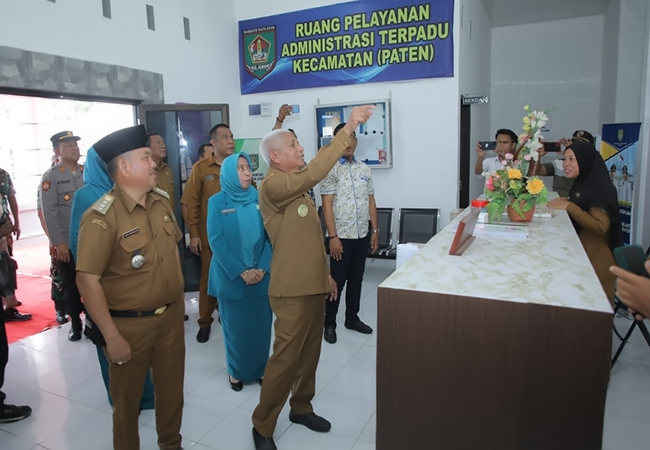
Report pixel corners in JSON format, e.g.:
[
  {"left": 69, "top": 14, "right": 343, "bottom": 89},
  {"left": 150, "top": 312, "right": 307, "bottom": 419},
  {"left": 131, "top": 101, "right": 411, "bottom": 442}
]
[
  {"left": 458, "top": 0, "right": 492, "bottom": 202},
  {"left": 613, "top": 0, "right": 648, "bottom": 123},
  {"left": 234, "top": 0, "right": 462, "bottom": 228},
  {"left": 0, "top": 0, "right": 240, "bottom": 105},
  {"left": 490, "top": 15, "right": 604, "bottom": 141}
]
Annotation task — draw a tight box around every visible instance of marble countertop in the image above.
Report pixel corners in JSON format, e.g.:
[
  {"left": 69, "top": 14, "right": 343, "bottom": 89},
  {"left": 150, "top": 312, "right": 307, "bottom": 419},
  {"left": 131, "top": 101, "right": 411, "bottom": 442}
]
[{"left": 380, "top": 208, "right": 613, "bottom": 314}]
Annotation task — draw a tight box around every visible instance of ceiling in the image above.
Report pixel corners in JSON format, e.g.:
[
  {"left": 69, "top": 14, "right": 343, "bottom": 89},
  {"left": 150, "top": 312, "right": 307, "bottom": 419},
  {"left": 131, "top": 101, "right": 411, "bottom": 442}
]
[{"left": 481, "top": 0, "right": 612, "bottom": 27}]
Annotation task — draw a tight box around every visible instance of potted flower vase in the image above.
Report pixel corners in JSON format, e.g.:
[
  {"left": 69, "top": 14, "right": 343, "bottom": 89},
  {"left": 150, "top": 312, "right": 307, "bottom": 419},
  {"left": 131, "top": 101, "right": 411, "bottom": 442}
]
[{"left": 507, "top": 200, "right": 535, "bottom": 222}]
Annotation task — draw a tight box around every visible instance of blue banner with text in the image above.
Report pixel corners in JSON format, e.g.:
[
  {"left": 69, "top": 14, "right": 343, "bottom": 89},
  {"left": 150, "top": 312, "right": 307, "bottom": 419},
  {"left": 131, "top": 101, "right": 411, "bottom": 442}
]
[{"left": 238, "top": 0, "right": 455, "bottom": 94}]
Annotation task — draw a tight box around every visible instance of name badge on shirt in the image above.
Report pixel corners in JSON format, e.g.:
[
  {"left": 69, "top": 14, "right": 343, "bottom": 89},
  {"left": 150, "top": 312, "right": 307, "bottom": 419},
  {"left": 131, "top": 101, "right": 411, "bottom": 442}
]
[
  {"left": 57, "top": 180, "right": 71, "bottom": 184},
  {"left": 205, "top": 175, "right": 215, "bottom": 181},
  {"left": 122, "top": 228, "right": 140, "bottom": 239},
  {"left": 221, "top": 208, "right": 235, "bottom": 214}
]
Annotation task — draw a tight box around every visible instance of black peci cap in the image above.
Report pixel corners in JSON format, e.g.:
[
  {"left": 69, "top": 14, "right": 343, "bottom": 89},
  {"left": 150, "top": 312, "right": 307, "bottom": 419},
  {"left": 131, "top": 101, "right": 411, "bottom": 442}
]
[
  {"left": 572, "top": 130, "right": 595, "bottom": 145},
  {"left": 94, "top": 125, "right": 149, "bottom": 164},
  {"left": 50, "top": 130, "right": 81, "bottom": 146}
]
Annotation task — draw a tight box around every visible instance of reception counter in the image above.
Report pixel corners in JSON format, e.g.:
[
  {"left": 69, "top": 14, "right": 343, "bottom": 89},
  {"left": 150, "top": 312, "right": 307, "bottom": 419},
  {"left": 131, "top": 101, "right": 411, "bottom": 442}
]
[{"left": 376, "top": 208, "right": 613, "bottom": 450}]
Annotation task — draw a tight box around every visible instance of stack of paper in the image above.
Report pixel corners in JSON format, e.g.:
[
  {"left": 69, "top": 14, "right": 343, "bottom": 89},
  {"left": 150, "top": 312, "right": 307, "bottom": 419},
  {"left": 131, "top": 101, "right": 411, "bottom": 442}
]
[{"left": 473, "top": 223, "right": 530, "bottom": 239}]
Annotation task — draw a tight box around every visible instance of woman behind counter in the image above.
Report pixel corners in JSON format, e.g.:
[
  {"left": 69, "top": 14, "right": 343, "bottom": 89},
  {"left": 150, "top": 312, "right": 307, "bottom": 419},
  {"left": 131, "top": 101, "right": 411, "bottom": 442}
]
[
  {"left": 207, "top": 152, "right": 273, "bottom": 391},
  {"left": 548, "top": 140, "right": 623, "bottom": 302}
]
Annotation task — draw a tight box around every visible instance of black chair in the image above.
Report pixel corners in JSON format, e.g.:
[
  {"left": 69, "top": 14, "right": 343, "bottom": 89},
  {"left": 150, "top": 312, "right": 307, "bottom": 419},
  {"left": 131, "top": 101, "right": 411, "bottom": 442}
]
[
  {"left": 384, "top": 208, "right": 440, "bottom": 259},
  {"left": 398, "top": 208, "right": 440, "bottom": 244},
  {"left": 368, "top": 207, "right": 395, "bottom": 259},
  {"left": 611, "top": 245, "right": 650, "bottom": 368}
]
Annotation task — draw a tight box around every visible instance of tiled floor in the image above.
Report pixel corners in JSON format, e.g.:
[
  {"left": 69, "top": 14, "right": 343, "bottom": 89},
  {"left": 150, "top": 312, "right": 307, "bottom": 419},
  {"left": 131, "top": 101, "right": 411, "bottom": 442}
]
[{"left": 1, "top": 260, "right": 649, "bottom": 450}]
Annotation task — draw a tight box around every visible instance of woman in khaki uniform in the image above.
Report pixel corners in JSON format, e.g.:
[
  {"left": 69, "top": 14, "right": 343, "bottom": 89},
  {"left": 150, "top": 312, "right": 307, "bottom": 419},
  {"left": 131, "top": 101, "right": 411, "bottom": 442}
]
[{"left": 548, "top": 140, "right": 623, "bottom": 303}]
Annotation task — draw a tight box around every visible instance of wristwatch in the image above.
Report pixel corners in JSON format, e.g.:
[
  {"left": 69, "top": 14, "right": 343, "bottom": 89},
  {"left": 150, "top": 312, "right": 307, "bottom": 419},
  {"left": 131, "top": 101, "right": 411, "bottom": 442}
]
[{"left": 372, "top": 229, "right": 380, "bottom": 234}]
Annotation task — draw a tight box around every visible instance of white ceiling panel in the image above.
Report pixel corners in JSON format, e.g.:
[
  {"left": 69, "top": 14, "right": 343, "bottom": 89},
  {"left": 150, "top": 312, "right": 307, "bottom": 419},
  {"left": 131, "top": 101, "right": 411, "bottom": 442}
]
[{"left": 481, "top": 0, "right": 612, "bottom": 27}]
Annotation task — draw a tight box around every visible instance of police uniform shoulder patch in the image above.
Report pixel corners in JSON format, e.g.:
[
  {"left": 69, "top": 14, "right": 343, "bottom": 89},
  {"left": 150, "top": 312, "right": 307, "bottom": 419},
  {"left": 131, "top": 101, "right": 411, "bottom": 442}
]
[
  {"left": 152, "top": 187, "right": 170, "bottom": 199},
  {"left": 42, "top": 180, "right": 51, "bottom": 191},
  {"left": 92, "top": 194, "right": 115, "bottom": 215}
]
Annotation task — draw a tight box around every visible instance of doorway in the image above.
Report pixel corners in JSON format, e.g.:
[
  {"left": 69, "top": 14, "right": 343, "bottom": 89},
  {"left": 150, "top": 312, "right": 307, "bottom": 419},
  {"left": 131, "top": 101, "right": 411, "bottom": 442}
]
[
  {"left": 0, "top": 92, "right": 136, "bottom": 241},
  {"left": 139, "top": 103, "right": 230, "bottom": 291},
  {"left": 459, "top": 104, "right": 471, "bottom": 208}
]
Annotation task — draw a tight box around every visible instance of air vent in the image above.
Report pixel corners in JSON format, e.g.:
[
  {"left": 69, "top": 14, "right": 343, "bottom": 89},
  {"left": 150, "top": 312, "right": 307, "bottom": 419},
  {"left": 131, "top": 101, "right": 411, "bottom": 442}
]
[
  {"left": 102, "top": 0, "right": 111, "bottom": 19},
  {"left": 183, "top": 17, "right": 191, "bottom": 41},
  {"left": 146, "top": 5, "right": 155, "bottom": 31}
]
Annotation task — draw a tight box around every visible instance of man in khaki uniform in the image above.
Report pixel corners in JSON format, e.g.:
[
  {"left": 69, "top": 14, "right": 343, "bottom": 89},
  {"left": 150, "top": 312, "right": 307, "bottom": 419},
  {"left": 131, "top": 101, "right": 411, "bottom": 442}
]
[
  {"left": 148, "top": 132, "right": 175, "bottom": 204},
  {"left": 251, "top": 105, "right": 374, "bottom": 450},
  {"left": 181, "top": 124, "right": 234, "bottom": 342},
  {"left": 76, "top": 125, "right": 185, "bottom": 450}
]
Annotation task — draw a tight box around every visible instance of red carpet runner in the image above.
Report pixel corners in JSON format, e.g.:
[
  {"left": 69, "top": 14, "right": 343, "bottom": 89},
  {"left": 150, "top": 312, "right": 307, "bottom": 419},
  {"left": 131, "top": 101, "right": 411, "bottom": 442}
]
[{"left": 6, "top": 273, "right": 58, "bottom": 344}]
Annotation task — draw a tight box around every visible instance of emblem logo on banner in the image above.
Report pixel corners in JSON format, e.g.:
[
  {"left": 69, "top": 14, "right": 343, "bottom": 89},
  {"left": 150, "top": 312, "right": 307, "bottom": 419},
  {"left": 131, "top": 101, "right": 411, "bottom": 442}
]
[
  {"left": 243, "top": 26, "right": 277, "bottom": 80},
  {"left": 249, "top": 154, "right": 260, "bottom": 172},
  {"left": 617, "top": 129, "right": 624, "bottom": 142}
]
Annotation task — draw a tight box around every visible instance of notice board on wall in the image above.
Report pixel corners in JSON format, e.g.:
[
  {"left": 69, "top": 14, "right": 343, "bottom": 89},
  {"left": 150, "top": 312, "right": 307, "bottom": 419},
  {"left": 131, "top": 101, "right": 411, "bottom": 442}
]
[{"left": 315, "top": 99, "right": 392, "bottom": 169}]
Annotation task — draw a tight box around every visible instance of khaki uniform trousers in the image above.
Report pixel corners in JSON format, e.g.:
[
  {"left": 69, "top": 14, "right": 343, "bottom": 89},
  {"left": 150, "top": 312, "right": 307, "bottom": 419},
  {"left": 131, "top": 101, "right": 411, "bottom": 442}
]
[
  {"left": 109, "top": 299, "right": 185, "bottom": 450},
  {"left": 198, "top": 244, "right": 218, "bottom": 328},
  {"left": 252, "top": 294, "right": 326, "bottom": 437}
]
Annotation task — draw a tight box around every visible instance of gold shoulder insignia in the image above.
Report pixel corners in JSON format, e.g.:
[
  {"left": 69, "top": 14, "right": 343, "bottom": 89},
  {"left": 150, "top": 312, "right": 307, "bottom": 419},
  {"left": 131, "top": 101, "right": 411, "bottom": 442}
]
[
  {"left": 92, "top": 194, "right": 115, "bottom": 215},
  {"left": 153, "top": 187, "right": 170, "bottom": 199}
]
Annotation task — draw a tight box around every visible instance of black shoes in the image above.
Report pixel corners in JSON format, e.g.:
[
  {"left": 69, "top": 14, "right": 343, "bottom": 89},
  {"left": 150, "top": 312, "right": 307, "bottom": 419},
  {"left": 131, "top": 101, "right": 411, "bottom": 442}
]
[
  {"left": 55, "top": 310, "right": 68, "bottom": 325},
  {"left": 0, "top": 404, "right": 32, "bottom": 423},
  {"left": 324, "top": 326, "right": 337, "bottom": 344},
  {"left": 68, "top": 321, "right": 82, "bottom": 342},
  {"left": 196, "top": 327, "right": 211, "bottom": 343},
  {"left": 4, "top": 307, "right": 32, "bottom": 322},
  {"left": 252, "top": 427, "right": 276, "bottom": 450},
  {"left": 229, "top": 376, "right": 243, "bottom": 392},
  {"left": 289, "top": 411, "right": 331, "bottom": 432},
  {"left": 345, "top": 321, "right": 373, "bottom": 334}
]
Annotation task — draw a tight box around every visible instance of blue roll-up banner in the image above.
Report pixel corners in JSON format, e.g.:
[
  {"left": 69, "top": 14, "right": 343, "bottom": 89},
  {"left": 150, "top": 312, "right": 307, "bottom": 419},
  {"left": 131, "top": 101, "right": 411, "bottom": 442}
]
[
  {"left": 601, "top": 123, "right": 642, "bottom": 244},
  {"left": 238, "top": 0, "right": 455, "bottom": 94}
]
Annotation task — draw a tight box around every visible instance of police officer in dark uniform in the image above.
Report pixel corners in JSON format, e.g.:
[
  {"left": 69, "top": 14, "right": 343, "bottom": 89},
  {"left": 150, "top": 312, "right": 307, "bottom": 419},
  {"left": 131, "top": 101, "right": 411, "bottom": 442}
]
[
  {"left": 40, "top": 131, "right": 85, "bottom": 340},
  {"left": 76, "top": 125, "right": 185, "bottom": 450}
]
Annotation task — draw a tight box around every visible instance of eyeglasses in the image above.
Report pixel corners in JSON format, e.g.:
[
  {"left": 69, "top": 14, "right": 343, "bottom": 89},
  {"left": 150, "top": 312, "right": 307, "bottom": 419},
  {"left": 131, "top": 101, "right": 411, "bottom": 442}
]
[{"left": 350, "top": 132, "right": 357, "bottom": 140}]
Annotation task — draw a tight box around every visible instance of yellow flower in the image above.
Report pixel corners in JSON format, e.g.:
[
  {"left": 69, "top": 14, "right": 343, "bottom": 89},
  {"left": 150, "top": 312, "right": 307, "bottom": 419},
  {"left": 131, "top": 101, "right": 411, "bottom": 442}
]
[
  {"left": 524, "top": 105, "right": 530, "bottom": 111},
  {"left": 527, "top": 178, "right": 545, "bottom": 195},
  {"left": 507, "top": 168, "right": 522, "bottom": 179}
]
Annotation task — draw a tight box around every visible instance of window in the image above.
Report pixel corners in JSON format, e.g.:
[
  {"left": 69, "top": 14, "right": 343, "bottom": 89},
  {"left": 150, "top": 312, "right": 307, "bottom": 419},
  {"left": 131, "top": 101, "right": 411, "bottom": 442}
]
[{"left": 146, "top": 5, "right": 155, "bottom": 31}]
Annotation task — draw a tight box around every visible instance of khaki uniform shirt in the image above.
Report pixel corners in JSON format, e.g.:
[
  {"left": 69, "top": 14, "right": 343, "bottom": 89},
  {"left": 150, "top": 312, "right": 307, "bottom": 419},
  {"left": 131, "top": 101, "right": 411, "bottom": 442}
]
[
  {"left": 180, "top": 156, "right": 222, "bottom": 246},
  {"left": 156, "top": 161, "right": 175, "bottom": 203},
  {"left": 40, "top": 163, "right": 84, "bottom": 246},
  {"left": 259, "top": 132, "right": 352, "bottom": 297},
  {"left": 76, "top": 186, "right": 184, "bottom": 311}
]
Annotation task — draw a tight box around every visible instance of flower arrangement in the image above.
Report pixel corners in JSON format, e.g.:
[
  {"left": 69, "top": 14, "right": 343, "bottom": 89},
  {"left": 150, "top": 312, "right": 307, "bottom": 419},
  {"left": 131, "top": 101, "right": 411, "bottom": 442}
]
[{"left": 484, "top": 105, "right": 549, "bottom": 222}]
